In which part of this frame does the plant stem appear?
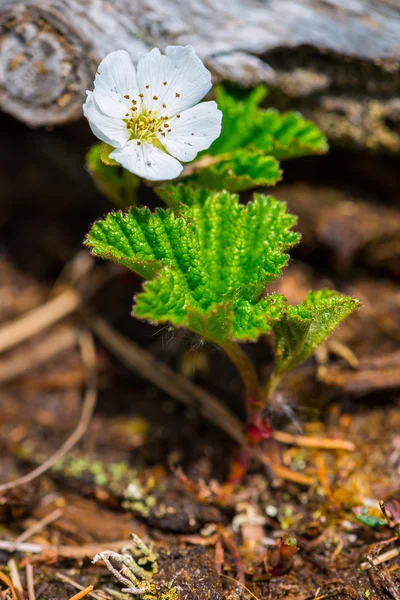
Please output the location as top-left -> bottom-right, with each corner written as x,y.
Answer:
222,341 -> 260,412
261,369 -> 282,405
221,343 -> 283,448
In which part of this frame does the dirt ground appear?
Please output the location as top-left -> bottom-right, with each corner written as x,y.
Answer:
0,112 -> 400,600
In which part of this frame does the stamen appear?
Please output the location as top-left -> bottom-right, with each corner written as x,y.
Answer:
137,141 -> 141,145
175,93 -> 180,97
153,95 -> 158,100
163,81 -> 167,85
177,114 -> 181,118
124,94 -> 130,99
162,104 -> 166,108
145,84 -> 150,89
139,93 -> 144,98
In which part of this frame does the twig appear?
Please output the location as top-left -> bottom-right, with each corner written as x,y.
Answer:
272,431 -> 355,452
0,570 -> 18,600
8,559 -> 25,600
90,316 -> 244,445
68,586 -> 94,600
361,546 -> 400,571
0,541 -> 45,554
25,565 -> 35,600
56,573 -> 107,600
0,288 -> 81,355
0,252 -> 110,357
13,508 -> 64,548
366,556 -> 400,600
0,327 -> 77,384
260,452 -> 313,486
0,540 -> 132,558
0,330 -> 97,493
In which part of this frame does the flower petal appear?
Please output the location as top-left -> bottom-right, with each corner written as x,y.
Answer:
83,91 -> 130,148
157,101 -> 222,162
91,50 -> 139,118
136,45 -> 212,117
110,141 -> 183,181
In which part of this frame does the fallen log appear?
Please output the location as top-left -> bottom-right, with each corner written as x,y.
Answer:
0,0 -> 400,151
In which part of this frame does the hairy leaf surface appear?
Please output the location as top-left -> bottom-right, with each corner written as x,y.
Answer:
183,87 -> 328,192
86,188 -> 300,343
187,150 -> 282,192
272,290 -> 360,375
209,86 -> 328,159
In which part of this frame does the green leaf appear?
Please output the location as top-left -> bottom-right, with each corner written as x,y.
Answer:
354,506 -> 386,528
357,514 -> 386,528
85,187 -> 299,344
272,290 -> 360,375
208,86 -> 328,160
184,150 -> 282,192
86,143 -> 140,209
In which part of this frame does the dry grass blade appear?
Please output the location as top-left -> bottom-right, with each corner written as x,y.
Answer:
0,330 -> 97,493
0,570 -> 18,600
272,431 -> 355,451
0,327 -> 77,384
68,585 -> 94,600
25,564 -> 35,600
56,573 -> 108,600
13,508 -> 63,547
0,288 -> 81,355
8,559 -> 25,600
260,451 -> 314,486
0,540 -> 134,559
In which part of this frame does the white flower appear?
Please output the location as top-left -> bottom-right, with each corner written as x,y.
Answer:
83,46 -> 222,181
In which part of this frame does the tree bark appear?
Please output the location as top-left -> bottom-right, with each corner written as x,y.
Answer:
1,0 -> 399,150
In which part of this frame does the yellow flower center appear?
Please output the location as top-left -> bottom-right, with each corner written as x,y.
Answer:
124,102 -> 173,146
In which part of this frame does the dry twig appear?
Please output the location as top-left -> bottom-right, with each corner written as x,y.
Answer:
0,540 -> 133,558
25,565 -> 35,600
68,586 -> 95,600
0,289 -> 81,355
56,573 -> 107,600
272,431 -> 355,452
0,327 -> 77,384
8,559 -> 25,600
361,546 -> 400,571
0,569 -> 18,600
0,330 -> 97,493
13,508 -> 64,548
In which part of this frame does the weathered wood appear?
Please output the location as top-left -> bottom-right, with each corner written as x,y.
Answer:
1,0 -> 400,150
